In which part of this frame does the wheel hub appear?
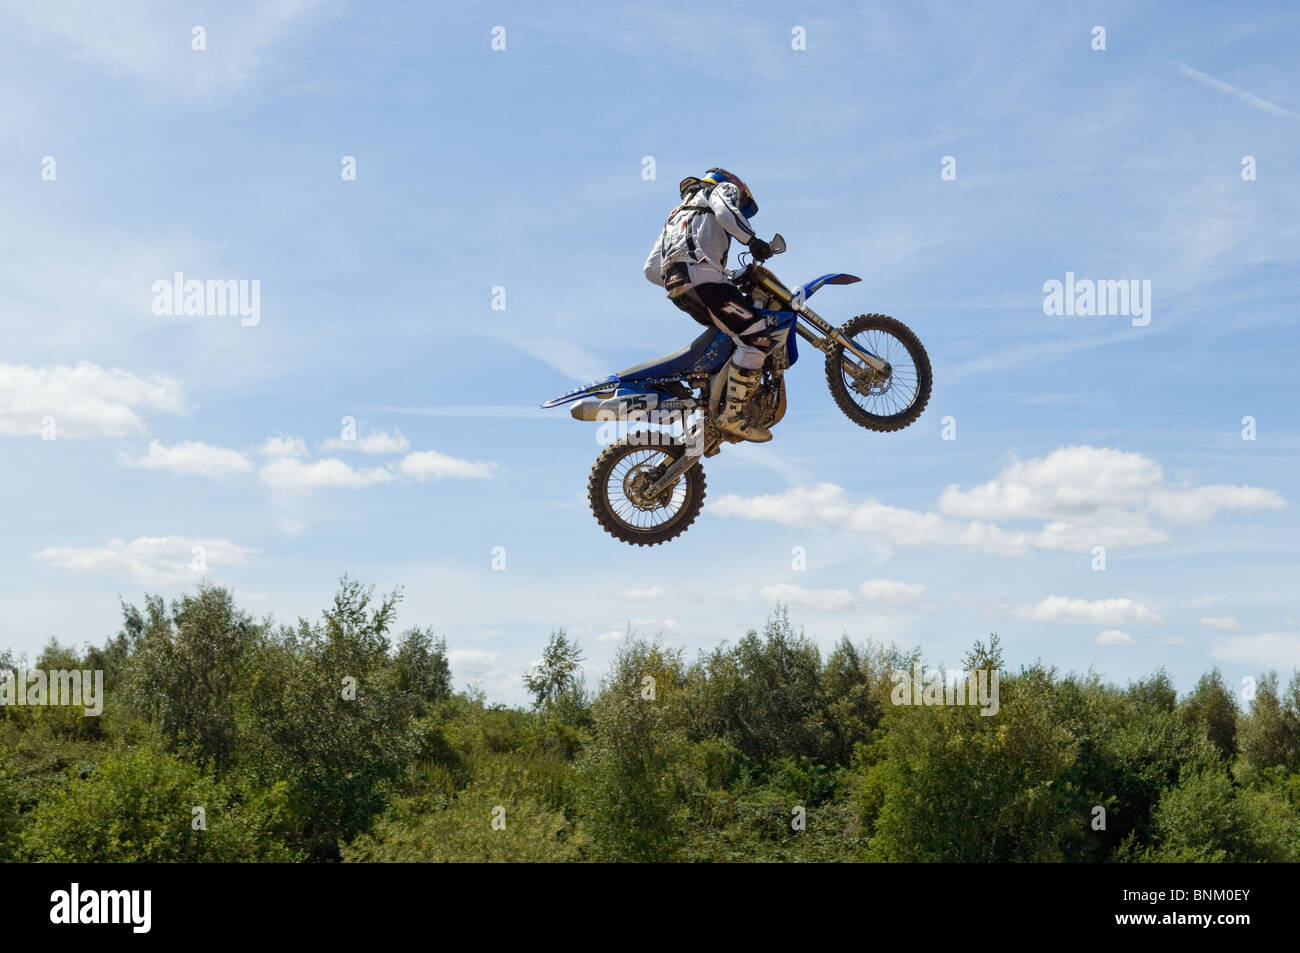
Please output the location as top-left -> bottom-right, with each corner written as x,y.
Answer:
623,462 -> 676,510
848,361 -> 892,397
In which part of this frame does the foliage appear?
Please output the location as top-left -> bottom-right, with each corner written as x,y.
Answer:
3,590 -> 1297,863
17,743 -> 295,862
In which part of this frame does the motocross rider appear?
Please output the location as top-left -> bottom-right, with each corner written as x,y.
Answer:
643,168 -> 779,443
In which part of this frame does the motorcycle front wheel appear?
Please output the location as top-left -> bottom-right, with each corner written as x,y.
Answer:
587,437 -> 706,546
825,313 -> 932,432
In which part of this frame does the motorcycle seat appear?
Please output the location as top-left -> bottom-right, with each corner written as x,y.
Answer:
614,328 -> 730,381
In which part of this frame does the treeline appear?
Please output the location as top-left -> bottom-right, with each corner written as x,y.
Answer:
2,579 -> 1299,862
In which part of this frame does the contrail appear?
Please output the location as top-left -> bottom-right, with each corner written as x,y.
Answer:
1177,63 -> 1297,119
363,405 -> 548,418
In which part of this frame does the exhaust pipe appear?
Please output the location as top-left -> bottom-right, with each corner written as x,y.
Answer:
570,397 -> 606,421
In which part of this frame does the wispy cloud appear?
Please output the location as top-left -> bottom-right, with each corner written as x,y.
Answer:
3,0 -> 329,99
1199,616 -> 1240,631
366,406 -> 547,419
757,583 -> 857,612
1210,632 -> 1300,669
859,579 -> 926,606
615,586 -> 665,601
502,336 -> 610,384
756,578 -> 927,613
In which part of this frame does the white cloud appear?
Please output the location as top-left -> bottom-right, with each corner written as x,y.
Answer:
1148,485 -> 1285,523
939,447 -> 1162,520
1017,596 -> 1162,626
752,578 -> 927,613
118,439 -> 253,478
714,483 -> 1035,556
259,435 -> 310,458
109,430 -> 494,493
0,362 -> 186,437
941,447 -> 1282,526
398,450 -> 496,481
1199,616 -> 1240,631
258,457 -> 394,491
714,446 -> 1282,556
616,586 -> 665,601
1210,633 -> 1300,669
595,617 -> 682,644
447,649 -> 518,697
33,535 -> 253,585
448,650 -> 500,667
1094,629 -> 1134,646
757,583 -> 856,612
859,579 -> 926,606
319,429 -> 411,454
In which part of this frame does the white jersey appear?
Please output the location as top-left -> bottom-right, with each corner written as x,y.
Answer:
643,182 -> 757,288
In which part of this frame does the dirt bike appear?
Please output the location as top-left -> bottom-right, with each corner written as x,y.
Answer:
541,235 -> 932,545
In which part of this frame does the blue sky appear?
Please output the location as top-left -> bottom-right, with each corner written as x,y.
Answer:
1,0 -> 1297,704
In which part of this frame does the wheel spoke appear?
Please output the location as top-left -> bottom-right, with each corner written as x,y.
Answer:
842,328 -> 920,417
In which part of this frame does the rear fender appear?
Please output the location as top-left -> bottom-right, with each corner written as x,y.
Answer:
541,375 -> 619,408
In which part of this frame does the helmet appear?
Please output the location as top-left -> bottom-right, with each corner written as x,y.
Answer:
678,167 -> 758,219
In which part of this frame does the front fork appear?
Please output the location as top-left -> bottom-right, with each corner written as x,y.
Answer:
794,305 -> 889,373
645,420 -> 718,496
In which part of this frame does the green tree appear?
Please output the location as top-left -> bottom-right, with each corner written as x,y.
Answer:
1179,669 -> 1239,760
1138,762 -> 1300,862
1237,672 -> 1300,782
0,748 -> 19,861
523,629 -> 584,709
861,662 -> 1082,862
240,577 -> 417,861
125,585 -> 260,768
684,607 -> 823,762
1125,668 -> 1178,714
578,638 -> 687,861
392,627 -> 452,706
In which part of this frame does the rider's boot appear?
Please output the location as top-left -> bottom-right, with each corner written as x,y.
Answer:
714,363 -> 772,443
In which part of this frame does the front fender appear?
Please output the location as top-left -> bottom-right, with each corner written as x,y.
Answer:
793,273 -> 861,305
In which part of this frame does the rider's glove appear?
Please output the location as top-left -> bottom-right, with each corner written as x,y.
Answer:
748,237 -> 773,261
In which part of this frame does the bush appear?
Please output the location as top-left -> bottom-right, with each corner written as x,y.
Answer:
18,745 -> 296,862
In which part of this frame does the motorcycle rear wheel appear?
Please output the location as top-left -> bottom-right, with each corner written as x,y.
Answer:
587,438 -> 706,546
